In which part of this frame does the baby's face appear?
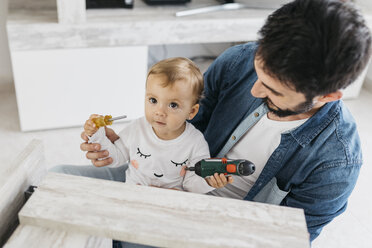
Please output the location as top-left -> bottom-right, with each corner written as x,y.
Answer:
145,74 -> 199,140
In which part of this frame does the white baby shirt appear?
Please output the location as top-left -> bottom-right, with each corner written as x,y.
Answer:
89,117 -> 214,193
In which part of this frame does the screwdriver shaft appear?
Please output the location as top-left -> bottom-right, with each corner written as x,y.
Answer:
108,115 -> 127,122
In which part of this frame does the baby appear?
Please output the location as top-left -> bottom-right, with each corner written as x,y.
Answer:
84,57 -> 215,193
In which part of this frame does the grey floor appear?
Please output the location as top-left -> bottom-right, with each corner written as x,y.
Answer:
1,86 -> 371,247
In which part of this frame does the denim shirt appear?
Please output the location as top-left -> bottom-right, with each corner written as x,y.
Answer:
191,42 -> 362,241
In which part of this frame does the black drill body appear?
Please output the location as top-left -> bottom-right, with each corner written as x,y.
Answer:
187,158 -> 255,178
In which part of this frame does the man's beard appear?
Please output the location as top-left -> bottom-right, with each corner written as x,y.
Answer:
263,97 -> 314,118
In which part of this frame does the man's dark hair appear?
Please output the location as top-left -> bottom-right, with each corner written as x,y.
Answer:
256,0 -> 371,100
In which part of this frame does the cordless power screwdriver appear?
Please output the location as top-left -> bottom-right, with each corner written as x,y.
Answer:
186,158 -> 255,178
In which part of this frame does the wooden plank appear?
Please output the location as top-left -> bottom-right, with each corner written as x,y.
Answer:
19,173 -> 310,248
6,0 -> 270,51
9,0 -> 56,10
0,139 -> 47,246
4,224 -> 111,248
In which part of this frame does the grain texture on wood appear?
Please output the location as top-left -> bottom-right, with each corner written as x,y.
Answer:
7,0 -> 270,51
19,173 -> 310,248
4,224 -> 111,248
0,139 -> 46,246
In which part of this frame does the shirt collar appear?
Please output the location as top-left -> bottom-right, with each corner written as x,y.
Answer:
288,100 -> 341,147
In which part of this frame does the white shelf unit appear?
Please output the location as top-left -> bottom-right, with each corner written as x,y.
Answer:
7,0 -> 272,131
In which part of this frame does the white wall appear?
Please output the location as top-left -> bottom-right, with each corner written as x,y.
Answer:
356,0 -> 372,10
0,0 -> 13,91
363,62 -> 372,93
355,0 -> 372,93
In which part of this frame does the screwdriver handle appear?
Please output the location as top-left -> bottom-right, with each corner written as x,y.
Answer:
93,114 -> 127,128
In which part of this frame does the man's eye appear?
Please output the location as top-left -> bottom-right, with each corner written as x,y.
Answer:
169,102 -> 178,109
149,98 -> 157,104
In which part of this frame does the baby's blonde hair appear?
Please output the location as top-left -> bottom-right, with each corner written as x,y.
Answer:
147,57 -> 204,104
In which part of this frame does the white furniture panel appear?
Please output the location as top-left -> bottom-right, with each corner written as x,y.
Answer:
0,139 -> 46,246
4,225 -> 111,248
19,173 -> 310,248
11,46 -> 147,131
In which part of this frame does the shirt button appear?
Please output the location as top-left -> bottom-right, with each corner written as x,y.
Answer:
232,135 -> 236,140
254,112 -> 259,117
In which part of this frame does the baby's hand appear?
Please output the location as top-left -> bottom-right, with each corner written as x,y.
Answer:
84,114 -> 101,137
205,173 -> 234,188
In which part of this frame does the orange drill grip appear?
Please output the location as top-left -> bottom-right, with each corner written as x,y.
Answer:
226,164 -> 237,173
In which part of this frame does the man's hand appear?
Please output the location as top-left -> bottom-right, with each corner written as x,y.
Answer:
80,127 -> 119,167
104,127 -> 120,143
205,173 -> 234,188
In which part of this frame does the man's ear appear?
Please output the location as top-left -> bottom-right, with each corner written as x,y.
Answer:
188,104 -> 200,120
317,90 -> 343,103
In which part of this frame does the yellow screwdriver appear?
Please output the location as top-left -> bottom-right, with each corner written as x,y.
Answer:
92,115 -> 127,128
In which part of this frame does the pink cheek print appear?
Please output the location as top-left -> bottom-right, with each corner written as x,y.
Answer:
180,166 -> 187,177
130,160 -> 139,169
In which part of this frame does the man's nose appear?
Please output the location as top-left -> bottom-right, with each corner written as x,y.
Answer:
251,79 -> 267,98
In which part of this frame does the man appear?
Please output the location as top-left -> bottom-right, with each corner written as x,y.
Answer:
59,0 -> 371,242
190,0 -> 371,241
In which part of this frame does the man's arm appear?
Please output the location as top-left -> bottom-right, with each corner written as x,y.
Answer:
190,45 -> 242,132
190,63 -> 220,132
281,163 -> 361,241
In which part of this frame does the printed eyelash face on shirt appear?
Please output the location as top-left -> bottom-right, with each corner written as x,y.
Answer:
171,159 -> 188,167
136,147 -> 151,159
135,146 -> 187,180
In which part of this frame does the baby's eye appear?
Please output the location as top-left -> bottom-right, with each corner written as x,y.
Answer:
169,102 -> 178,109
137,147 -> 151,159
171,159 -> 188,167
149,97 -> 157,104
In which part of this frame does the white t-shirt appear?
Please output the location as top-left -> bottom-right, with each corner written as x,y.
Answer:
89,117 -> 214,193
209,113 -> 307,199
